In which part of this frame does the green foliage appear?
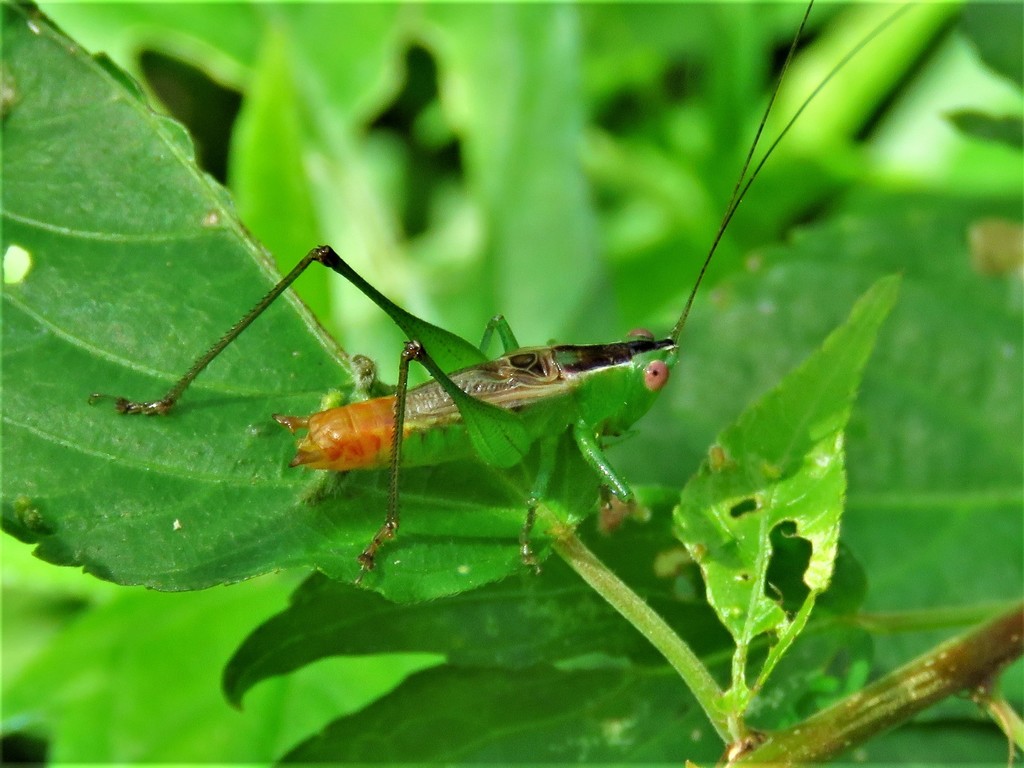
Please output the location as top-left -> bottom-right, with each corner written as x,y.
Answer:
279,665 -> 716,763
675,276 -> 899,710
3,1 -> 1021,763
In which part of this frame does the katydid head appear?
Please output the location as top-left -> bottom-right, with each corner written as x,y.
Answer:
626,329 -> 672,394
559,337 -> 678,436
611,338 -> 678,433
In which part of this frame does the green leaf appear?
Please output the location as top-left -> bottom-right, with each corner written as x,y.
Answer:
961,3 -> 1024,89
224,550 -> 728,708
948,110 -> 1024,151
40,3 -> 263,88
226,3 -> 411,346
643,192 -> 1022,623
1,3 -> 336,589
852,721 -> 1015,763
280,664 -> 721,763
268,3 -> 404,125
0,572 -> 386,763
673,276 -> 900,705
745,624 -> 874,731
0,4 -> 587,599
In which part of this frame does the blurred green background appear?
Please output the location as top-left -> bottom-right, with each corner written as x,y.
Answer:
3,1 -> 1021,762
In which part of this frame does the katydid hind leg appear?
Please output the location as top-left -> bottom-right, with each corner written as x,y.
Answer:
355,335 -> 531,578
316,248 -> 532,465
315,246 -> 487,372
90,245 -> 336,415
353,337 -> 548,579
410,341 -> 533,468
351,330 -> 534,579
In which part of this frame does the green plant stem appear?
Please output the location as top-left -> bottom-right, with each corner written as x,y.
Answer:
551,526 -> 729,742
737,603 -> 1024,764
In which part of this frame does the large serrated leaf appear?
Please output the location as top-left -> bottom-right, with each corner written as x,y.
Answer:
2,3 -> 344,590
0,3 -> 594,599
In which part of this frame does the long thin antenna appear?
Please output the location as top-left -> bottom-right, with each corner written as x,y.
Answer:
670,2 -> 910,344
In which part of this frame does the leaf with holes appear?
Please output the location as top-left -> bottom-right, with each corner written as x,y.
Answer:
673,275 -> 899,707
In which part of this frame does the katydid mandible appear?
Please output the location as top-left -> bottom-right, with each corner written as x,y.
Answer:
90,1 -> 898,580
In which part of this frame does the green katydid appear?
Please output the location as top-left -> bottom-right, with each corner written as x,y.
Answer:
90,1 -> 899,580
90,241 -> 679,577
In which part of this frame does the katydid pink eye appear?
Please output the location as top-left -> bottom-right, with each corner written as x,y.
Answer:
628,328 -> 655,340
644,360 -> 670,391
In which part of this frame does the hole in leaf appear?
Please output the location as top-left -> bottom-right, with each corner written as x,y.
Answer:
817,542 -> 868,616
729,497 -> 759,518
764,521 -> 812,614
3,244 -> 32,284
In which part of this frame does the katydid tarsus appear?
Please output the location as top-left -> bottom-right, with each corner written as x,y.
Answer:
91,1 -> 902,580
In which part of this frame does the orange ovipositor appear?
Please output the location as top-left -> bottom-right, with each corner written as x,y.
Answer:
274,397 -> 397,471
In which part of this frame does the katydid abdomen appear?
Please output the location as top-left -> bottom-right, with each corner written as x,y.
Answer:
274,398 -> 397,471
275,393 -> 490,472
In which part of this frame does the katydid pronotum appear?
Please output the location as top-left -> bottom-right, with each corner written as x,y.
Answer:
91,1 -> 902,581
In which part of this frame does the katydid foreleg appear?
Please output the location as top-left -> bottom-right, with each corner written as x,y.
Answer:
572,420 -> 634,503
